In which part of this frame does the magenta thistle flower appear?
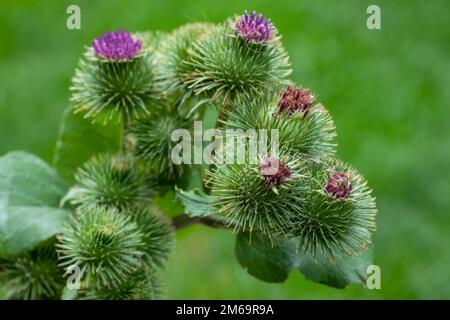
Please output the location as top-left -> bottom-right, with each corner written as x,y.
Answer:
325,172 -> 352,199
93,30 -> 142,61
260,156 -> 292,187
235,11 -> 274,44
276,86 -> 316,117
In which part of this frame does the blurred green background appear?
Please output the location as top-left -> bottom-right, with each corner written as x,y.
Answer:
1,0 -> 449,299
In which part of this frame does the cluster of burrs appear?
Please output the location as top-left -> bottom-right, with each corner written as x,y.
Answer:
0,10 -> 377,300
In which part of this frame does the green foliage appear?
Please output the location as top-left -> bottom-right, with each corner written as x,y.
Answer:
70,32 -> 163,122
0,206 -> 70,258
54,106 -> 122,184
182,23 -> 291,104
0,151 -> 68,207
0,151 -> 71,257
296,247 -> 372,289
236,232 -> 372,289
175,187 -> 217,217
57,206 -> 145,288
63,153 -> 152,211
235,232 -> 293,283
0,245 -> 65,300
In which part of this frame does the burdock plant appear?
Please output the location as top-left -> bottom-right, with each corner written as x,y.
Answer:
0,10 -> 377,299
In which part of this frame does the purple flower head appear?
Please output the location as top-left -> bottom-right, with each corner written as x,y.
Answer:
93,30 -> 142,61
235,11 -> 274,44
276,86 -> 316,117
260,156 -> 292,187
325,172 -> 352,199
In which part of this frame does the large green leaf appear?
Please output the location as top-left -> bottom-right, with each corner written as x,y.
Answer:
235,232 -> 373,288
0,206 -> 70,257
0,151 -> 71,257
295,247 -> 371,289
53,106 -> 122,183
235,232 -> 293,283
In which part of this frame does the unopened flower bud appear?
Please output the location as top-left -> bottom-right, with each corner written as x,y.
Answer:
325,172 -> 352,199
260,156 -> 292,186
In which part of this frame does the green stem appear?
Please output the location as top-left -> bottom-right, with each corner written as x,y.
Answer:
122,110 -> 131,154
172,213 -> 235,231
204,102 -> 229,195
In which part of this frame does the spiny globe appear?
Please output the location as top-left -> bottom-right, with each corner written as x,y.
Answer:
65,153 -> 151,211
0,246 -> 65,300
127,206 -> 175,269
156,23 -> 215,95
288,159 -> 377,259
132,106 -> 192,179
182,13 -> 291,105
56,206 -> 145,288
225,84 -> 336,158
208,151 -> 308,236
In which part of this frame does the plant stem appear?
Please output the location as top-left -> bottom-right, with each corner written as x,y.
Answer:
122,110 -> 131,154
203,103 -> 229,195
172,213 -> 235,231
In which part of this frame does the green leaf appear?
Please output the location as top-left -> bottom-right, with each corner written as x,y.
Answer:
295,247 -> 371,289
235,232 -> 373,288
0,151 -> 71,257
53,106 -> 122,184
0,151 -> 68,207
235,232 -> 293,283
0,206 -> 70,258
175,187 -> 217,217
